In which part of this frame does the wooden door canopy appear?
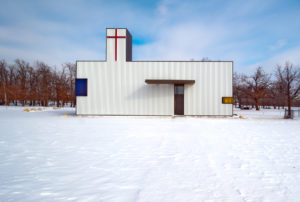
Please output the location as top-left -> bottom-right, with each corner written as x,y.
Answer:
145,79 -> 195,85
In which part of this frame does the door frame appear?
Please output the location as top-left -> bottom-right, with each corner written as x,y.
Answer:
174,84 -> 184,115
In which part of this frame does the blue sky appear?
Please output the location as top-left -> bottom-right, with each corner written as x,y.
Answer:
0,0 -> 300,73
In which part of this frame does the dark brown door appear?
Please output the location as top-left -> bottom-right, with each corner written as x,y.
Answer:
174,85 -> 184,115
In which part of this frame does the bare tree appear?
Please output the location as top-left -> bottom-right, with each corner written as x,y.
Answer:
7,65 -> 18,105
201,57 -> 210,61
15,59 -> 31,106
268,80 -> 285,109
243,67 -> 271,110
275,62 -> 300,118
27,65 -> 38,106
53,68 -> 69,107
0,60 -> 8,105
233,72 -> 246,108
64,63 -> 76,107
0,59 -> 78,107
36,62 -> 52,106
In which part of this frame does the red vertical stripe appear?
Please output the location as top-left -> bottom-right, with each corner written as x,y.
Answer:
115,28 -> 117,61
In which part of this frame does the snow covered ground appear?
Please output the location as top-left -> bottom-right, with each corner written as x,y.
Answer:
235,108 -> 285,119
0,107 -> 300,202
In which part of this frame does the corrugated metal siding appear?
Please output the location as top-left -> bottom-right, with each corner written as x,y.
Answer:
76,61 -> 232,116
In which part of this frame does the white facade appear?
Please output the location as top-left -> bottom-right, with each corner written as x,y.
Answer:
76,28 -> 233,116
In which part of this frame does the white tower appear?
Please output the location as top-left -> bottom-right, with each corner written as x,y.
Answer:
106,28 -> 132,62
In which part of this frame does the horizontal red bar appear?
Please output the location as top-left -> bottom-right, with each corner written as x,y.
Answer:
107,36 -> 126,38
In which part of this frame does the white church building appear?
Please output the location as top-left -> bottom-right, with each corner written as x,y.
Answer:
76,28 -> 233,116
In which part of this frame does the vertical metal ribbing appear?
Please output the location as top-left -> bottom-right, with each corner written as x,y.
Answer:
204,63 -> 207,115
76,61 -> 232,115
216,63 -> 220,115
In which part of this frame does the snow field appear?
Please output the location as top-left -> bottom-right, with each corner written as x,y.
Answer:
0,107 -> 300,201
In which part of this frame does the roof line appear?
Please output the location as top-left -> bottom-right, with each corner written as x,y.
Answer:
76,60 -> 233,63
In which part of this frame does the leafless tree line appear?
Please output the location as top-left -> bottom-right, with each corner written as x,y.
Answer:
234,61 -> 300,118
1,59 -> 299,117
0,59 -> 76,107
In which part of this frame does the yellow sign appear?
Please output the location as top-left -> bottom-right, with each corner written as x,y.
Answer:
222,97 -> 234,104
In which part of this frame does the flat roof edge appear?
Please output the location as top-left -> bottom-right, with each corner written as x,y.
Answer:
76,60 -> 234,63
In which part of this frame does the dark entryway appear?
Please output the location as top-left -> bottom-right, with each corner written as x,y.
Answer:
174,85 -> 184,115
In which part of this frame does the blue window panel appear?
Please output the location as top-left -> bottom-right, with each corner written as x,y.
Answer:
75,79 -> 87,96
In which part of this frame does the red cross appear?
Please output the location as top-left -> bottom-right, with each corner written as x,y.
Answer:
107,28 -> 126,61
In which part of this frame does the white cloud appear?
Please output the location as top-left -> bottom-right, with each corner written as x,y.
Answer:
269,40 -> 287,51
0,0 -> 299,74
134,22 -> 231,61
0,22 -> 104,66
157,3 -> 168,16
244,46 -> 300,73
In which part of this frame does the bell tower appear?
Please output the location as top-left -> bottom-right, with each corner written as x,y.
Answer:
106,28 -> 132,62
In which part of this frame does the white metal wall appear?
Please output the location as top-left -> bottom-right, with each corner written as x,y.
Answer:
76,61 -> 233,116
